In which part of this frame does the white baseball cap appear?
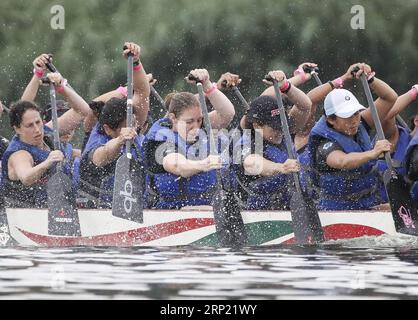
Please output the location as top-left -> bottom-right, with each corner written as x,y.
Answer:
324,89 -> 366,118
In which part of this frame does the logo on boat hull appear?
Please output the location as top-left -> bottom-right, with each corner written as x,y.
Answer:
398,206 -> 416,229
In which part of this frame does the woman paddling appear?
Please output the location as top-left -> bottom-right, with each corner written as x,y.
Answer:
306,63 -> 397,210
143,68 -> 235,209
233,70 -> 311,210
78,42 -> 150,208
1,71 -> 90,208
396,85 -> 418,203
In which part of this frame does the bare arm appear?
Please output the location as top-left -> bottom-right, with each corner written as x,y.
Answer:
207,87 -> 235,129
21,54 -> 51,101
8,150 -> 63,186
45,73 -> 90,136
262,70 -> 311,133
21,75 -> 41,102
123,42 -> 150,129
188,69 -> 235,130
243,154 -> 300,176
361,78 -> 398,128
286,85 -> 312,133
91,137 -> 125,167
162,153 -> 221,178
326,140 -> 392,170
261,62 -> 318,95
92,127 -> 136,167
384,86 -> 418,121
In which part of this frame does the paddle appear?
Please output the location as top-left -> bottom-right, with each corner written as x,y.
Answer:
266,75 -> 324,244
231,87 -> 250,111
189,75 -> 247,247
44,55 -> 78,93
0,192 -> 12,245
219,78 -> 250,111
302,66 -> 322,86
150,86 -> 166,109
111,47 -> 144,223
359,73 -> 418,235
47,82 -> 80,236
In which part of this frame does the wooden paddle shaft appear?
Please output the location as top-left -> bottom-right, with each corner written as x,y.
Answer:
196,83 -> 223,183
272,80 -> 302,194
359,74 -> 393,170
311,72 -> 322,86
232,86 -> 250,110
126,54 -> 134,156
49,83 -> 62,173
150,86 -> 166,108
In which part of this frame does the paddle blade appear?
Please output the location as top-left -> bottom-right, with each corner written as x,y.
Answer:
0,197 -> 12,246
212,188 -> 247,248
384,170 -> 418,236
290,192 -> 324,244
112,155 -> 144,223
48,171 -> 81,236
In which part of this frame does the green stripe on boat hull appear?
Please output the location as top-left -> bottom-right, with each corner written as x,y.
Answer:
192,221 -> 294,246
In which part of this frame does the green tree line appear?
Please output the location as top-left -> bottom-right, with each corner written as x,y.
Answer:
0,0 -> 417,145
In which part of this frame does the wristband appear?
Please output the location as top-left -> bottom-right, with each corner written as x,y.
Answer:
56,79 -> 67,94
334,77 -> 344,88
328,81 -> 335,90
293,67 -> 307,82
409,85 -> 418,101
33,68 -> 44,78
367,71 -> 376,84
204,82 -> 218,96
133,63 -> 142,72
280,80 -> 291,94
117,86 -> 128,97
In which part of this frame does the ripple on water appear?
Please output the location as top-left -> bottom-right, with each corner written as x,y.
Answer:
1,242 -> 418,299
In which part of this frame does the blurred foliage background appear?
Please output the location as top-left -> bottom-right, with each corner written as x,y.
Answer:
0,0 -> 417,146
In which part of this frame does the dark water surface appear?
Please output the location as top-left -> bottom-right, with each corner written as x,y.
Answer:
1,234 -> 418,299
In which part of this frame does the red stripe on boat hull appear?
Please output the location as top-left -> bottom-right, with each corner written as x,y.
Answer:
282,224 -> 385,244
17,218 -> 215,246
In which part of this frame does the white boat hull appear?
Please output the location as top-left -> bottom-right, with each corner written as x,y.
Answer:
4,208 -> 399,246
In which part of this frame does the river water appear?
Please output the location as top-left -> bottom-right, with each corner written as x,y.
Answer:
1,234 -> 418,300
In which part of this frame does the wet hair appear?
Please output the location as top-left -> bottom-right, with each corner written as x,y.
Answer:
409,114 -> 418,130
98,98 -> 127,134
323,108 -> 337,121
165,92 -> 199,118
9,100 -> 41,128
89,100 -> 105,118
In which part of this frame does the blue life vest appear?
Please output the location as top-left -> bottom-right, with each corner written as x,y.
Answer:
374,126 -> 411,203
405,130 -> 418,204
298,145 -> 318,199
78,124 -> 144,208
72,156 -> 81,190
1,126 -> 73,208
233,131 -> 291,210
144,118 -> 225,209
376,126 -> 410,176
308,116 -> 384,210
